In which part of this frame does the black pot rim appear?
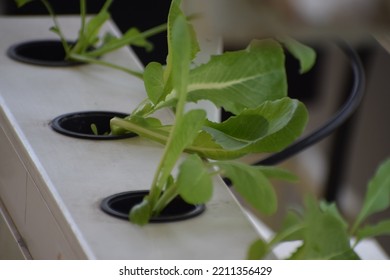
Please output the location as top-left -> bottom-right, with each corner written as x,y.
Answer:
100,190 -> 206,223
7,39 -> 85,67
50,111 -> 136,140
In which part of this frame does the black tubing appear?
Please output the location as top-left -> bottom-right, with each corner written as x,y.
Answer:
256,40 -> 366,166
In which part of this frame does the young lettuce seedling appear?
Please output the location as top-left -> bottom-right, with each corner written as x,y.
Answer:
110,0 -> 316,225
248,158 -> 390,260
14,0 -> 166,78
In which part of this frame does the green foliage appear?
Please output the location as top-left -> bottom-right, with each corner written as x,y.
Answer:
128,197 -> 152,226
202,98 -> 308,155
215,161 -> 277,215
112,99 -> 308,162
14,0 -> 166,77
108,0 -> 316,226
356,220 -> 390,242
21,0 -> 311,228
248,158 -> 390,259
177,154 -> 213,205
280,37 -> 317,74
352,158 -> 390,232
288,198 -> 357,260
152,40 -> 287,115
164,0 -> 199,83
15,0 -> 33,7
90,123 -> 98,135
247,239 -> 268,260
129,12 -> 206,223
143,62 -> 165,105
186,40 -> 287,115
70,0 -> 113,55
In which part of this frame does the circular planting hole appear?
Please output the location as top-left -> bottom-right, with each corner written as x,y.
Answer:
100,190 -> 205,223
50,111 -> 136,140
7,40 -> 85,67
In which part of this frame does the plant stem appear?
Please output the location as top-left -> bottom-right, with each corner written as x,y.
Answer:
69,54 -> 144,79
148,15 -> 192,205
41,0 -> 70,55
110,117 -> 169,144
79,0 -> 87,41
148,104 -> 187,206
111,117 -> 239,161
153,165 -> 218,215
138,23 -> 168,41
101,0 -> 114,13
71,0 -> 114,56
152,183 -> 179,215
86,23 -> 167,57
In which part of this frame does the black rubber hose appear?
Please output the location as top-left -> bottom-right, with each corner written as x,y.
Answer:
255,40 -> 366,166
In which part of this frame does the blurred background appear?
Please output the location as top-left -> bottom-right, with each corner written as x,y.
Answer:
1,0 -> 389,256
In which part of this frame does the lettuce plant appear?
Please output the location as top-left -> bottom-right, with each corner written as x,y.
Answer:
109,0 -> 316,225
248,158 -> 390,260
15,0 -> 166,78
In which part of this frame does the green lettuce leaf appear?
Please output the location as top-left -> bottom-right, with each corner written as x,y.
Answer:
215,161 -> 277,215
186,39 -> 287,114
190,98 -> 307,159
15,0 -> 35,7
352,158 -> 390,232
356,219 -> 390,242
281,37 -> 316,74
177,154 -> 213,204
289,197 -> 358,260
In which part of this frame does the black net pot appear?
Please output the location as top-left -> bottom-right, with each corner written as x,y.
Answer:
7,39 -> 86,67
50,111 -> 136,140
100,190 -> 206,223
